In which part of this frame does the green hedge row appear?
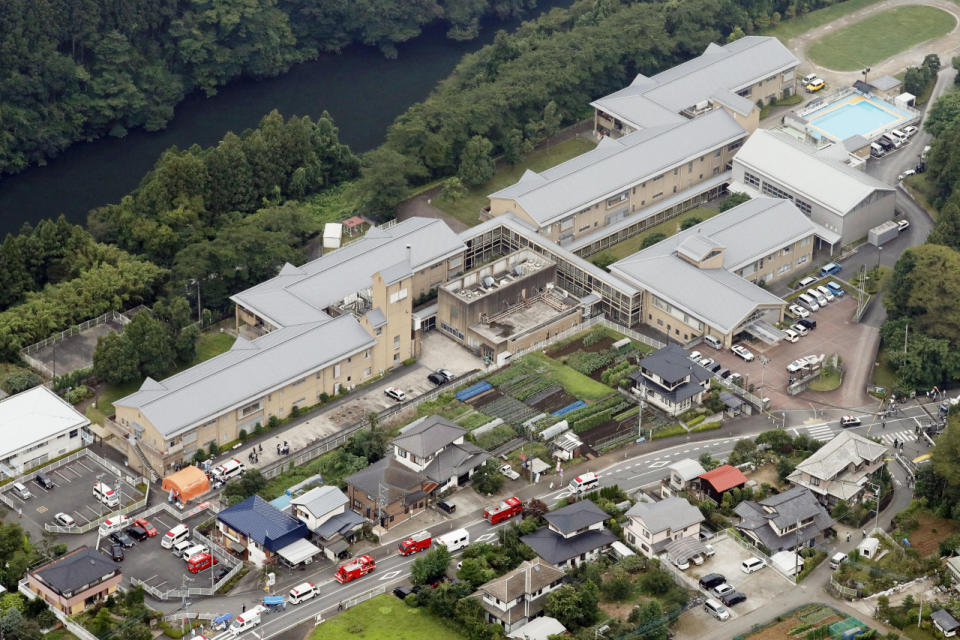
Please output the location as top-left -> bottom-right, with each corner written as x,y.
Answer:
685,414 -> 706,427
691,421 -> 722,433
572,410 -> 612,433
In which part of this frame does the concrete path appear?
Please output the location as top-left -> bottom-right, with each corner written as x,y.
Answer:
790,0 -> 960,83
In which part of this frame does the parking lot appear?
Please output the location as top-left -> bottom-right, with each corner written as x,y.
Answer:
5,451 -> 145,538
674,536 -> 794,636
704,289 -> 877,409
116,510 -> 220,595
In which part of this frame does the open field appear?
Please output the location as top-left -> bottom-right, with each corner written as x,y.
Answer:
907,511 -> 960,556
310,594 -> 465,640
808,6 -> 955,71
433,137 -> 597,227
761,0 -> 884,42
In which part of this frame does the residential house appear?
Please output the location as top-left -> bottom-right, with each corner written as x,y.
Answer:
217,495 -> 315,567
290,486 -> 364,561
661,458 -> 706,498
610,197 -> 837,347
932,609 -> 960,638
629,345 -> 712,416
731,129 -> 896,244
521,500 -> 617,569
625,497 -> 705,558
390,415 -> 491,491
786,431 -> 887,506
0,386 -> 92,478
699,465 -> 748,503
735,486 -> 834,552
477,559 -> 565,633
26,546 -> 120,614
507,617 -> 567,640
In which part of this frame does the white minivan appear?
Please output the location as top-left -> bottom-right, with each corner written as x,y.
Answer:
816,285 -> 835,302
702,334 -> 723,349
289,582 -> 317,605
807,288 -> 828,307
882,132 -> 903,148
12,482 -> 32,500
212,459 -> 245,482
890,129 -> 909,145
704,598 -> 730,621
569,472 -> 599,493
741,557 -> 766,574
161,524 -> 190,549
435,528 -> 470,552
797,293 -> 819,312
172,540 -> 194,557
180,544 -> 208,560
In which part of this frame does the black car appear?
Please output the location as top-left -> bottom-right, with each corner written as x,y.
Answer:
35,472 -> 54,490
392,586 -> 413,600
797,317 -> 817,330
110,531 -> 136,548
108,543 -> 124,562
214,566 -> 230,582
126,526 -> 149,541
437,500 -> 456,514
427,372 -> 446,386
698,573 -> 726,590
709,362 -> 723,373
721,591 -> 747,607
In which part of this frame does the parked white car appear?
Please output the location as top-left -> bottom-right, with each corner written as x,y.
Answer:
689,350 -> 702,361
788,304 -> 810,319
499,464 -> 520,480
699,358 -> 715,369
384,387 -> 406,402
786,359 -> 807,373
903,125 -> 918,137
731,344 -> 754,361
791,323 -> 809,337
783,328 -> 799,343
898,169 -> 916,182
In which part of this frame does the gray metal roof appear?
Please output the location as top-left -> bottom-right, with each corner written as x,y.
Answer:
544,500 -> 608,534
591,37 -> 798,127
392,415 -> 464,458
230,218 -> 464,328
870,74 -> 901,92
480,559 -> 564,602
669,458 -> 706,482
345,457 -> 423,503
521,527 -> 617,565
734,129 -> 895,215
32,546 -> 118,595
626,497 -> 704,534
314,509 -> 365,540
291,486 -> 348,518
488,110 -> 745,226
423,442 -> 490,483
115,315 -> 376,437
637,344 -> 711,385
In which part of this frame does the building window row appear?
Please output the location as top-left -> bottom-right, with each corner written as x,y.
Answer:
743,172 -> 761,189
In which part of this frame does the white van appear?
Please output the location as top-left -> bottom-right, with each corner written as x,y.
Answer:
870,142 -> 885,158
702,334 -> 723,350
180,544 -> 208,560
12,482 -> 32,500
882,132 -> 902,148
289,582 -> 317,605
93,482 -> 120,508
435,528 -> 470,552
797,293 -> 819,312
797,276 -> 817,289
704,598 -> 730,621
741,557 -> 766,573
569,472 -> 599,493
98,515 -> 130,537
161,524 -> 190,549
212,458 -> 245,482
172,539 -> 194,557
890,129 -> 908,144
230,605 -> 265,632
829,552 -> 847,570
807,288 -> 828,307
816,285 -> 835,302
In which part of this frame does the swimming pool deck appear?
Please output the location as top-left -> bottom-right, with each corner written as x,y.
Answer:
790,90 -> 918,144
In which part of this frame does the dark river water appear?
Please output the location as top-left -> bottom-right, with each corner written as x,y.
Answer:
0,0 -> 573,237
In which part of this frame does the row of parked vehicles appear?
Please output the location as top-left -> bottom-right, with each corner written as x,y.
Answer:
699,558 -> 766,621
869,125 -> 918,159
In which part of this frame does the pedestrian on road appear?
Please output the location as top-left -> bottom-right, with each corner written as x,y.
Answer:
846,533 -> 851,542
242,603 -> 246,613
882,421 -> 886,430
18,508 -> 21,519
338,602 -> 344,612
259,444 -> 263,453
862,529 -> 866,538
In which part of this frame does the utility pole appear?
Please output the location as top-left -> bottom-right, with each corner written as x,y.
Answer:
197,280 -> 202,325
795,519 -> 801,584
904,322 -> 909,354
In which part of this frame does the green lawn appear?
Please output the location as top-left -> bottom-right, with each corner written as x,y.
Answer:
872,346 -> 898,391
190,331 -> 235,366
311,594 -> 465,640
808,369 -> 842,391
808,6 -> 955,71
433,137 -> 597,227
761,0 -> 885,42
589,206 -> 719,264
526,352 -> 615,402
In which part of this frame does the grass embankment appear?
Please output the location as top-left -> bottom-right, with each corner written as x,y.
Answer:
526,352 -> 615,402
808,6 -> 955,71
311,594 -> 465,640
433,137 -> 597,228
761,0 -> 885,42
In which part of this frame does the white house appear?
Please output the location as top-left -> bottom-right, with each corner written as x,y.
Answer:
0,386 -> 92,478
625,497 -> 705,558
661,458 -> 706,498
391,415 -> 490,490
290,486 -> 364,560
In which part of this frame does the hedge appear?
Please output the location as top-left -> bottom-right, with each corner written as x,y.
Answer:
691,421 -> 722,433
652,424 -> 687,439
572,410 -> 612,433
613,406 -> 641,421
685,414 -> 706,427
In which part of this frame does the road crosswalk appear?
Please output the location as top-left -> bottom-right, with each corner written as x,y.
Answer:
796,423 -> 837,441
876,429 -> 917,445
794,423 -> 919,446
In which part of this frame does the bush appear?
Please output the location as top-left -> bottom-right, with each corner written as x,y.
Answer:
238,429 -> 248,441
685,414 -> 706,426
3,371 -> 42,395
289,406 -> 301,418
253,422 -> 263,435
691,421 -> 722,433
208,442 -> 220,456
268,415 -> 279,428
66,385 -> 92,404
641,232 -> 667,249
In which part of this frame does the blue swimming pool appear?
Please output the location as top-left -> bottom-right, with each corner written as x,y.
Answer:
805,97 -> 908,141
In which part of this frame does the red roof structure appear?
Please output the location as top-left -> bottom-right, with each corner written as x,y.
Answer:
342,216 -> 366,236
699,465 -> 747,493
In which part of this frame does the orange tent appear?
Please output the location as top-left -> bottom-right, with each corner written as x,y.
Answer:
162,465 -> 210,502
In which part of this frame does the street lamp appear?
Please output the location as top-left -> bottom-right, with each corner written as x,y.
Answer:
862,67 -> 871,84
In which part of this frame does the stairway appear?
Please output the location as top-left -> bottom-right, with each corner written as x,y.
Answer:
130,437 -> 162,483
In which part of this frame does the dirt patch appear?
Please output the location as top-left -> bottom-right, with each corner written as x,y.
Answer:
749,612 -> 843,640
907,511 -> 960,556
580,419 -> 635,446
599,599 -> 643,621
745,463 -> 783,490
532,390 -> 576,414
547,336 -> 615,359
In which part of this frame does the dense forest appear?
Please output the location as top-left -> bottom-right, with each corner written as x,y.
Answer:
0,0 -> 538,175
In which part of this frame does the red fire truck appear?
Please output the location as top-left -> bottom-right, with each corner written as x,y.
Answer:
483,497 -> 523,524
398,530 -> 432,556
334,555 -> 376,583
